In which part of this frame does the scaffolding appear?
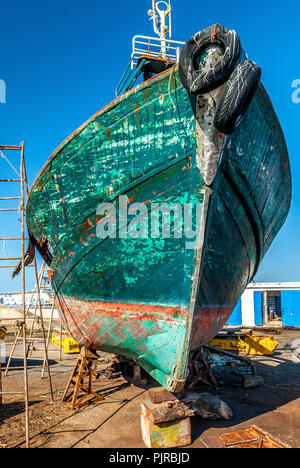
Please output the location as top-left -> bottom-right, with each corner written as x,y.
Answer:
4,261 -> 56,384
0,143 -> 54,448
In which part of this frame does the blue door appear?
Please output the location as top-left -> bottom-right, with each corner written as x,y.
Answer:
281,291 -> 300,327
254,291 -> 263,326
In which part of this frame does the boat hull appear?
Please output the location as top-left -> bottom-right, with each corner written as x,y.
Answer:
26,65 -> 291,392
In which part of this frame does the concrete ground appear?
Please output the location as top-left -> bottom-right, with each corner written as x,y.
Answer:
0,329 -> 299,448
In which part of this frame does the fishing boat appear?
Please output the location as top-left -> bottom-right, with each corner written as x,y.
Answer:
25,1 -> 291,392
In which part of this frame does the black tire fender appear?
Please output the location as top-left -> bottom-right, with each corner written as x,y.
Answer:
179,24 -> 241,95
214,60 -> 262,135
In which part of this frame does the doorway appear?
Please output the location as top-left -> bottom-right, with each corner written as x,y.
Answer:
265,291 -> 282,325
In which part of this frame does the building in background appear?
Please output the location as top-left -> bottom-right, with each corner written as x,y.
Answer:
227,283 -> 300,328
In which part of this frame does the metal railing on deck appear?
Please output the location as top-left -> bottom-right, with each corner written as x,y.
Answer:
131,35 -> 184,69
115,35 -> 184,97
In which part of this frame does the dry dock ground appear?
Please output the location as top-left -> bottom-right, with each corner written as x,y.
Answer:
0,329 -> 299,448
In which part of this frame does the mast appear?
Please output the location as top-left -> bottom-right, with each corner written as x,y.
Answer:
148,1 -> 172,59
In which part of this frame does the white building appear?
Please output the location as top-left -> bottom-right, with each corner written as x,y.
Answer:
227,283 -> 300,328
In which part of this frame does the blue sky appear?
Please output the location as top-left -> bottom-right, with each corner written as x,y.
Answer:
0,0 -> 299,292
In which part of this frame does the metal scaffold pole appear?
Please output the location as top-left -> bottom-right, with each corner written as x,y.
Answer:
41,298 -> 55,379
0,143 -> 30,447
0,143 -> 55,447
20,142 -> 30,448
33,260 -> 54,401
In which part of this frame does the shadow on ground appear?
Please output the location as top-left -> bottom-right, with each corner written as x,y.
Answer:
0,400 -> 41,425
3,358 -> 58,369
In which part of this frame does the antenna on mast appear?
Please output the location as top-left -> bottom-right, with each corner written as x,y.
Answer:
148,1 -> 172,58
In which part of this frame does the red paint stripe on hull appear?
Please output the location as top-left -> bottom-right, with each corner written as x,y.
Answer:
190,307 -> 233,350
56,295 -> 233,354
59,298 -> 187,318
56,296 -> 188,348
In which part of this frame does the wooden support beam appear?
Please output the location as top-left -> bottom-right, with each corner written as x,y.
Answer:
0,238 -> 29,241
0,180 -> 21,183
0,209 -> 19,212
0,145 -> 22,150
0,257 -> 22,261
62,348 -> 104,409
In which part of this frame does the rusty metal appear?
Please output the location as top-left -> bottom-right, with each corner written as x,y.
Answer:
187,348 -> 218,389
186,345 -> 263,390
205,345 -> 264,388
205,345 -> 256,372
201,425 -> 291,448
148,387 -> 177,404
211,24 -> 217,43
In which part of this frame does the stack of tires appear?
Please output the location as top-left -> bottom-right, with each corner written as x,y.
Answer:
179,24 -> 261,135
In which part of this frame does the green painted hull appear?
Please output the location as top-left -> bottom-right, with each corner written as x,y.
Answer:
26,65 -> 291,392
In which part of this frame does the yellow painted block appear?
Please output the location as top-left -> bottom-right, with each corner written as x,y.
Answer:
52,330 -> 80,354
209,338 -> 238,351
0,327 -> 6,341
141,413 -> 191,449
243,335 -> 279,356
209,335 -> 279,356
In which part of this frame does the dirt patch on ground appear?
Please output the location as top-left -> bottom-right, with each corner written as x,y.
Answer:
0,397 -> 73,448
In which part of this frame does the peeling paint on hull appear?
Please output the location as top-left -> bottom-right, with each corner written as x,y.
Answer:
26,64 -> 292,392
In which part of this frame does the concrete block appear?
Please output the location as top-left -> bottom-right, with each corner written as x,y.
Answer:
141,413 -> 191,448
